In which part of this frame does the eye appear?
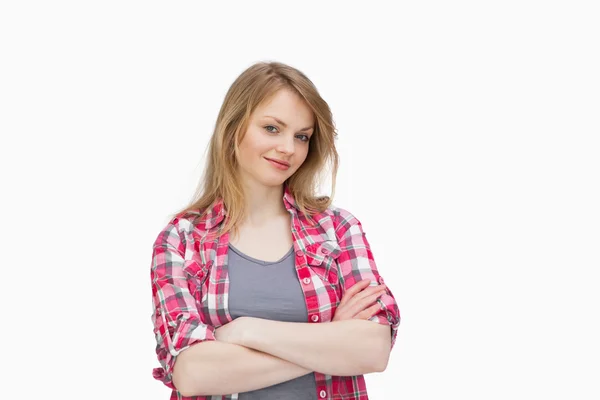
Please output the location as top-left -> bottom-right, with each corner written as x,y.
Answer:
265,125 -> 310,142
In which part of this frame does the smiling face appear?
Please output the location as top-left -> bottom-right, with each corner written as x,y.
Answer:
236,88 -> 315,189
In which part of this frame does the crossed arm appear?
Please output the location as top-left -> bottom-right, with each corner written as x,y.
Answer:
173,317 -> 392,397
154,211 -> 399,397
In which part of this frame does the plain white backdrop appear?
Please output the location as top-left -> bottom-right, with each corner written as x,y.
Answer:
1,1 -> 599,399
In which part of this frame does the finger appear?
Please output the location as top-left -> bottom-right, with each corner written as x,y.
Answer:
347,284 -> 386,305
335,284 -> 375,320
349,290 -> 385,316
354,303 -> 382,320
335,287 -> 381,321
358,283 -> 387,297
339,279 -> 371,306
332,304 -> 354,322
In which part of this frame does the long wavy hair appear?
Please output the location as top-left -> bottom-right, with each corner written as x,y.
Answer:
170,61 -> 339,238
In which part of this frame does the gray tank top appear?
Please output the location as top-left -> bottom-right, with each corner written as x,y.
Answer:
227,243 -> 318,400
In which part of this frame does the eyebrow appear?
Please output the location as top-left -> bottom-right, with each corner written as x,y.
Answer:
264,116 -> 314,132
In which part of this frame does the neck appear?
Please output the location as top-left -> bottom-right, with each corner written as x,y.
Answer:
241,182 -> 289,226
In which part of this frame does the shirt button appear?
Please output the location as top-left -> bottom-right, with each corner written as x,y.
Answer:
378,276 -> 385,284
311,315 -> 319,322
303,277 -> 311,285
295,250 -> 304,257
319,390 -> 327,398
320,247 -> 329,254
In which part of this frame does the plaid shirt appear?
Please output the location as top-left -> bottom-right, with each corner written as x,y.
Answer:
150,185 -> 401,399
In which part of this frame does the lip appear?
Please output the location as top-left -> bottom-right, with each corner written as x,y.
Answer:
264,157 -> 290,170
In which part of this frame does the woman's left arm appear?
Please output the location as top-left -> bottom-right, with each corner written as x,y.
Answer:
220,208 -> 400,376
231,317 -> 392,376
330,207 -> 402,352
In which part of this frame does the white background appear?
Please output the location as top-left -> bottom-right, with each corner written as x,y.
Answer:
1,1 -> 598,399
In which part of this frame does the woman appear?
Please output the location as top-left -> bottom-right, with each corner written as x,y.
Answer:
150,61 -> 401,400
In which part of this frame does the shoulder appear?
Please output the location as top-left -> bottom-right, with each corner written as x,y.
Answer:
152,211 -> 210,249
328,202 -> 362,223
311,203 -> 363,236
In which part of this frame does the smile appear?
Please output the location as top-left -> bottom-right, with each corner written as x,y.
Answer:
264,157 -> 290,170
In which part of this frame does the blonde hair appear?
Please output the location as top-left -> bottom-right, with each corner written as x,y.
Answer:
171,61 -> 339,238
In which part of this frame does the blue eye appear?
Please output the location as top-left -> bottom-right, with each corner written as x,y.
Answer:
265,125 -> 310,142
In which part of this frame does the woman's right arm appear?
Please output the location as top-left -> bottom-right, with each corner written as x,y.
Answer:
151,219 -> 311,397
174,340 -> 311,396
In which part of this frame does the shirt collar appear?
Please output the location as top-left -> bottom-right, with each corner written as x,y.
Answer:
200,184 -> 300,231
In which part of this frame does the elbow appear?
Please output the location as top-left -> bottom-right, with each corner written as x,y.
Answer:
372,323 -> 393,372
172,341 -> 221,396
176,384 -> 195,398
355,347 -> 390,375
172,356 -> 204,397
176,382 -> 207,398
371,339 -> 392,373
178,386 -> 202,398
173,370 -> 204,397
373,351 -> 390,372
173,359 -> 217,397
364,349 -> 390,373
172,359 -> 193,397
173,378 -> 195,398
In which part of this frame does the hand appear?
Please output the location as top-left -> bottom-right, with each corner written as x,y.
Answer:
215,316 -> 248,345
332,279 -> 387,322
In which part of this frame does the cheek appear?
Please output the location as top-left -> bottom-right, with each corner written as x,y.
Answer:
238,132 -> 260,155
243,129 -> 270,153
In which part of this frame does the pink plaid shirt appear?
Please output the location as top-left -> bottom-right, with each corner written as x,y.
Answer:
150,185 -> 401,399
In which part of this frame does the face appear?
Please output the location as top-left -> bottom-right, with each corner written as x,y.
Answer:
236,88 -> 315,189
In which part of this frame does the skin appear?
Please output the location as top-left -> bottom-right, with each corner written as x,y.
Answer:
236,88 -> 315,223
229,88 -> 315,260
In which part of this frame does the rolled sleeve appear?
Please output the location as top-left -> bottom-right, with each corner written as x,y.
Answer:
150,220 -> 216,389
334,209 -> 401,350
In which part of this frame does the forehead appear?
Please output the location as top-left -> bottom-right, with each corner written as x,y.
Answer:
254,89 -> 314,125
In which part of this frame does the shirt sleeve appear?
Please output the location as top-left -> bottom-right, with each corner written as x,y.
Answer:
150,219 -> 216,390
334,208 -> 401,350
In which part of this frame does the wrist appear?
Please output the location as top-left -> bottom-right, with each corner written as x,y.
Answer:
238,316 -> 263,348
237,316 -> 253,347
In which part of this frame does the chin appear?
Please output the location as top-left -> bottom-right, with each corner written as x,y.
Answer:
261,169 -> 293,184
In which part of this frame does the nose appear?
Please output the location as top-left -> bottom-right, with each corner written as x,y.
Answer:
276,134 -> 295,155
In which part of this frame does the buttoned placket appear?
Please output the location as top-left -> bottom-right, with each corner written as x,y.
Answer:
290,213 -> 328,400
